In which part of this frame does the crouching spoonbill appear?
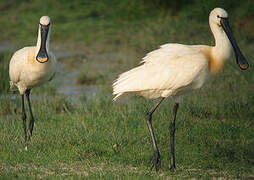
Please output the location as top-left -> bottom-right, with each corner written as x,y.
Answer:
113,8 -> 249,171
9,16 -> 56,149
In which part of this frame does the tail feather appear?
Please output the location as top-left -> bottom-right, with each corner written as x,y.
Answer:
113,65 -> 146,100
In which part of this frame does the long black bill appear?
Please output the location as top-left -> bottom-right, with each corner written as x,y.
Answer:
36,23 -> 50,63
220,18 -> 249,70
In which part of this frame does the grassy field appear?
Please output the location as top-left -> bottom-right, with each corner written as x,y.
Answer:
0,0 -> 254,179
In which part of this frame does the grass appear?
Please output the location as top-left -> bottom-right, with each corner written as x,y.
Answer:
0,51 -> 253,178
0,95 -> 253,179
0,0 -> 253,47
0,0 -> 254,179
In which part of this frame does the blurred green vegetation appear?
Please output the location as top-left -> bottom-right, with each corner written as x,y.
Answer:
0,53 -> 11,93
0,0 -> 253,179
0,0 -> 253,47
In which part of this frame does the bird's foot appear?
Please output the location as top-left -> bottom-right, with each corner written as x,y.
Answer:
150,151 -> 161,171
169,164 -> 176,171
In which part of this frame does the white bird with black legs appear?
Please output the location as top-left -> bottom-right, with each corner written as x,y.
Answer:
9,16 -> 56,150
113,8 -> 249,171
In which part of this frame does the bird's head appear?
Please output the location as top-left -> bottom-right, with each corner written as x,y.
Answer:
36,16 -> 51,63
209,8 -> 249,70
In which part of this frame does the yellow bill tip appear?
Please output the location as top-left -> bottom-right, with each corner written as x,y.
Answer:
36,57 -> 48,63
239,64 -> 248,70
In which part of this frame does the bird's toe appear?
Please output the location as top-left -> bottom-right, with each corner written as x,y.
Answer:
150,151 -> 161,171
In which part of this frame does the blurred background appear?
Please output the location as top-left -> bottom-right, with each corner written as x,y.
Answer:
0,0 -> 253,98
0,0 -> 253,178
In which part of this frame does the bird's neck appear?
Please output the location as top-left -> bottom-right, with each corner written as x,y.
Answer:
35,25 -> 50,56
209,23 -> 232,74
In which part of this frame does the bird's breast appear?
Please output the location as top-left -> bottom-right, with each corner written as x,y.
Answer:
202,47 -> 226,74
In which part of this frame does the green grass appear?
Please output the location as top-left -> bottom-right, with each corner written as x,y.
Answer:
0,94 -> 253,178
0,0 -> 253,46
0,51 -> 253,178
0,0 -> 254,179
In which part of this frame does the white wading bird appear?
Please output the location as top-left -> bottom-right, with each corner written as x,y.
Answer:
113,8 -> 249,171
9,16 -> 56,149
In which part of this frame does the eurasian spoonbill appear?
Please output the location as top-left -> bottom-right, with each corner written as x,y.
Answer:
9,16 -> 56,149
113,8 -> 249,171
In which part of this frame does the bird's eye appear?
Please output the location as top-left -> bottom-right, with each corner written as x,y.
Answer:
217,15 -> 220,18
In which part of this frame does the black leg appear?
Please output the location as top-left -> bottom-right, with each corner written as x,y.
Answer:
25,89 -> 35,139
169,103 -> 179,170
146,97 -> 165,171
21,94 -> 27,147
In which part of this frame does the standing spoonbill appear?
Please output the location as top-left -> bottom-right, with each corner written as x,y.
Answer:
112,8 -> 249,171
9,16 -> 56,149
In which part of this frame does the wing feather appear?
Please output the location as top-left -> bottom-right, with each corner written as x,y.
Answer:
113,44 -> 208,100
9,47 -> 30,85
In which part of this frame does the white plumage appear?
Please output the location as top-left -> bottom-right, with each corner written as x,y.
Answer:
9,16 -> 56,149
112,8 -> 248,171
9,16 -> 56,94
9,47 -> 56,94
113,7 -> 249,101
113,44 -> 209,100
